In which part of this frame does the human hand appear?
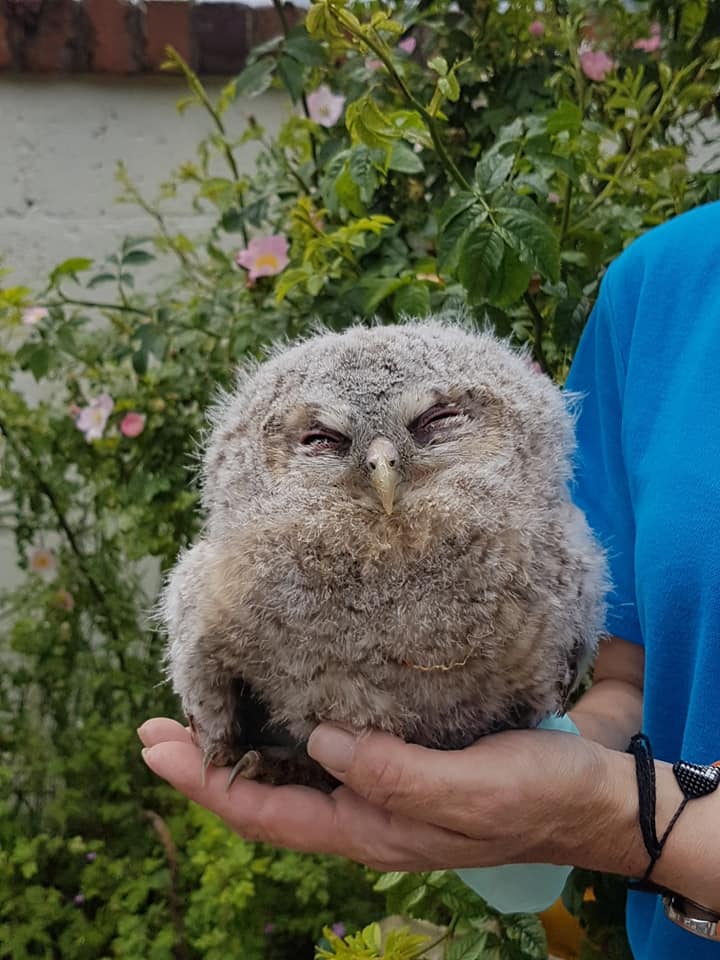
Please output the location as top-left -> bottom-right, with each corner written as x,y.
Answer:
138,717 -> 617,873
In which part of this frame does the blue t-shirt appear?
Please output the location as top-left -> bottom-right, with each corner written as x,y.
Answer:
566,201 -> 720,958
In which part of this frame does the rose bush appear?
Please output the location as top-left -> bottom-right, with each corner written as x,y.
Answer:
1,0 -> 718,956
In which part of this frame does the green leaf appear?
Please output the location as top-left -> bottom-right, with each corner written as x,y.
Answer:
545,101 -> 583,136
49,258 -> 94,285
354,276 -> 410,315
393,281 -> 430,319
87,272 -> 117,288
428,55 -> 449,76
373,871 -> 408,892
496,204 -> 560,282
233,58 -> 276,98
458,223 -> 505,302
437,193 -> 483,273
122,250 -> 155,266
345,97 -> 404,149
277,54 -> 305,104
132,347 -> 149,375
137,323 -> 167,359
447,932 -> 489,960
503,914 -> 548,959
335,165 -> 364,216
679,0 -> 708,45
285,26 -> 326,66
388,141 -> 424,174
474,152 -> 514,194
348,146 -> 380,203
490,243 -> 533,307
15,342 -> 52,380
438,73 -> 460,102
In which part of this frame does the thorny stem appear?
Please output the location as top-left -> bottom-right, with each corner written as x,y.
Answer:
52,292 -> 148,316
415,928 -> 451,958
328,5 -> 471,192
189,80 -> 251,246
559,177 -> 573,247
523,290 -> 549,374
119,169 -> 215,285
0,418 -> 126,663
257,129 -> 313,195
144,810 -> 190,960
47,291 -> 222,341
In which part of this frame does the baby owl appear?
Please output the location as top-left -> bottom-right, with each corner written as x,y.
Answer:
160,319 -> 607,790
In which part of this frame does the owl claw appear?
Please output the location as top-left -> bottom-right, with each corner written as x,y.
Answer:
188,714 -> 200,747
200,751 -> 213,788
226,750 -> 263,792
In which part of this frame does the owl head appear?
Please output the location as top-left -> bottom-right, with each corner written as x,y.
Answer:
200,320 -> 576,537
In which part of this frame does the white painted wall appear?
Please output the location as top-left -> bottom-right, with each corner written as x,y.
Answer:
0,76 -> 287,282
0,77 -> 288,587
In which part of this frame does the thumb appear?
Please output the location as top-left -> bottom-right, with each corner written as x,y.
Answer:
307,723 -> 465,823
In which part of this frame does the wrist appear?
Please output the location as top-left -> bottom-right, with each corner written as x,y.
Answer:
549,742 -> 643,873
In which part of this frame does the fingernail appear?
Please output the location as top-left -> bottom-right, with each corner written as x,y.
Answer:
141,747 -> 153,768
307,724 -> 358,773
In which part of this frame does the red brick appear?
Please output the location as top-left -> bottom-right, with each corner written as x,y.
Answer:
249,5 -> 291,48
0,13 -> 10,68
85,0 -> 139,73
145,0 -> 192,70
192,2 -> 250,75
21,0 -> 76,71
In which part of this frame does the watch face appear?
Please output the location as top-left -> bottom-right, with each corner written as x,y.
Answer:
663,894 -> 720,941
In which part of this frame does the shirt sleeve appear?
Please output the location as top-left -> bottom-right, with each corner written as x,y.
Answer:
565,269 -> 643,645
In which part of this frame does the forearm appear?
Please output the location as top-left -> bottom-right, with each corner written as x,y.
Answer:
570,635 -> 644,751
570,677 -> 642,750
556,738 -> 720,912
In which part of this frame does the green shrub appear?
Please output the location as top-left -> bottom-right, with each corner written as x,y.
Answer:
1,0 -> 718,956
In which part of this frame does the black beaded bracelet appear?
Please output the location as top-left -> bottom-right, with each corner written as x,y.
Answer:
627,732 -> 720,892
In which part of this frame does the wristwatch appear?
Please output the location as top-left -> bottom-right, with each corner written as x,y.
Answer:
663,893 -> 720,940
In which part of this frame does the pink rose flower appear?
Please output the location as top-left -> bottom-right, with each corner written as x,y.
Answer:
331,922 -> 347,938
365,57 -> 383,71
398,36 -> 416,54
22,307 -> 49,326
579,48 -> 616,82
30,547 -> 56,577
120,412 -> 146,438
236,235 -> 290,282
547,191 -> 561,204
55,589 -> 75,611
634,24 -> 661,52
306,85 -> 346,128
75,393 -> 113,442
529,19 -> 545,37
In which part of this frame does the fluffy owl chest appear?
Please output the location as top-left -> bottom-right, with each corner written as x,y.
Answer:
240,518 -> 543,673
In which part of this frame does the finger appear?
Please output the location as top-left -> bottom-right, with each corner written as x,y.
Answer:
307,724 -> 505,830
142,740 -> 343,852
138,717 -> 193,748
141,740 -> 488,870
329,786 -> 497,872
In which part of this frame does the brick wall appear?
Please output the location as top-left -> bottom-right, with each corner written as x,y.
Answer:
0,0 -> 303,74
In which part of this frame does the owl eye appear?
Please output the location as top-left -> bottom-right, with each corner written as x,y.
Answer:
410,404 -> 463,444
300,427 -> 350,455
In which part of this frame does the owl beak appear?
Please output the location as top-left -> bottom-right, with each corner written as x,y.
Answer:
366,437 -> 401,515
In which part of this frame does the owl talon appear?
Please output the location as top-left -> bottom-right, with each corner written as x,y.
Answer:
188,714 -> 200,747
226,750 -> 263,792
200,751 -> 214,788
